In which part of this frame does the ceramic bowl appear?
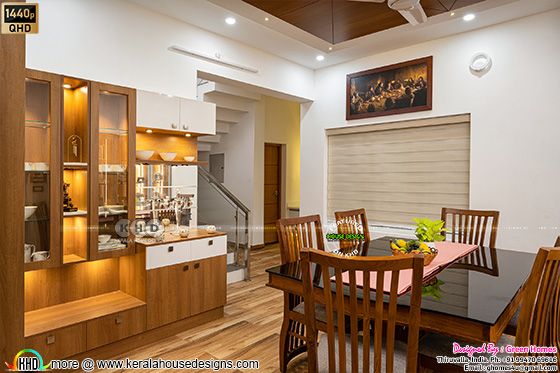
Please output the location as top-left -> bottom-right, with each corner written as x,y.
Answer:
98,234 -> 112,244
159,152 -> 177,162
31,251 -> 50,262
24,206 -> 38,220
184,156 -> 195,162
136,150 -> 154,160
206,225 -> 217,233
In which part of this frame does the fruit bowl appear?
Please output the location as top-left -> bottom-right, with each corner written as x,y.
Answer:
390,239 -> 438,266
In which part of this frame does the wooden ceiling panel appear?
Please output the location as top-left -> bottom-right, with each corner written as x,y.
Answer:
242,0 -> 486,44
332,1 -> 406,43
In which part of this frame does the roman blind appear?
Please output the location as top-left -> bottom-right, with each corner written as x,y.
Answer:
327,114 -> 470,226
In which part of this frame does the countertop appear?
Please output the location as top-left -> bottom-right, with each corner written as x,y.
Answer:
135,227 -> 226,249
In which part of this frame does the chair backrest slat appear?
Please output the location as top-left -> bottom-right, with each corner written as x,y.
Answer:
276,215 -> 324,264
515,248 -> 560,359
335,208 -> 371,250
301,249 -> 424,373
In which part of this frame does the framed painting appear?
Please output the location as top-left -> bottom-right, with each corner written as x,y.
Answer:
346,56 -> 432,120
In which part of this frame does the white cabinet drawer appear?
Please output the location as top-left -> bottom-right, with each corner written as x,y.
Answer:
190,235 -> 226,261
179,98 -> 216,135
137,90 -> 180,130
146,241 -> 190,270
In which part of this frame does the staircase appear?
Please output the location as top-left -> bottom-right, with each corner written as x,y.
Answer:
196,80 -> 261,153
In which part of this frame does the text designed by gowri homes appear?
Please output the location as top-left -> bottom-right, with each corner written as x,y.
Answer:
49,357 -> 260,371
435,342 -> 559,372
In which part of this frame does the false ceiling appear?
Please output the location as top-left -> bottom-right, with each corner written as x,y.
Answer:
241,0 -> 484,44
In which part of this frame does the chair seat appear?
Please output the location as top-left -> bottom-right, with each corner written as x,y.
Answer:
293,302 -> 329,324
419,333 -> 515,365
317,332 -> 408,372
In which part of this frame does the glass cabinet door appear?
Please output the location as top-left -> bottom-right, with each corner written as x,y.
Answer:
90,83 -> 136,260
24,70 -> 61,270
62,77 -> 90,264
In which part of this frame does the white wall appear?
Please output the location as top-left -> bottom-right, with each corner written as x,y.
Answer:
301,9 -> 560,253
26,0 -> 314,101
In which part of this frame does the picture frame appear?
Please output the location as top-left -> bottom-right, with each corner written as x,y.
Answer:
346,56 -> 433,120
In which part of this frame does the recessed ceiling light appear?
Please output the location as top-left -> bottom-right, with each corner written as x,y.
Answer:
185,133 -> 192,137
463,13 -> 475,21
450,12 -> 455,16
328,47 -> 333,51
316,55 -> 325,61
63,83 -> 72,89
146,129 -> 153,134
264,17 -> 269,21
225,17 -> 236,25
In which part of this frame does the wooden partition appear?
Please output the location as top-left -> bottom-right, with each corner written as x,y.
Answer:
0,0 -> 26,360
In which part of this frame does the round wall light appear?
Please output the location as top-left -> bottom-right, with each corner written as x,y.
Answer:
470,52 -> 492,76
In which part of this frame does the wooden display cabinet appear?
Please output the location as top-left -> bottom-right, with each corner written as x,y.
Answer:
24,69 -> 62,271
62,77 -> 90,264
89,82 -> 136,260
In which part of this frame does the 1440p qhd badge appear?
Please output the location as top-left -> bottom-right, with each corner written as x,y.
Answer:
1,3 -> 38,34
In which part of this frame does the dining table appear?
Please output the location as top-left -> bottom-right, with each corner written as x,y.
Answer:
266,236 -> 536,344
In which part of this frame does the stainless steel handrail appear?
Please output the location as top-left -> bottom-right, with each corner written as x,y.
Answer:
198,166 -> 251,280
198,166 -> 250,214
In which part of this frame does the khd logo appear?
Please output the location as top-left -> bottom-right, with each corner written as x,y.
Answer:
4,349 -> 50,371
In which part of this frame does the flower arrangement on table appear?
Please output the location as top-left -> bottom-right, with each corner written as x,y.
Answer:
390,217 -> 447,266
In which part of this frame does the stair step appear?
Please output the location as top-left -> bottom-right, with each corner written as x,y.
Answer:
227,265 -> 246,284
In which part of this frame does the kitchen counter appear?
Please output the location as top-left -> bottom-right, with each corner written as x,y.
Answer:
135,228 -> 226,249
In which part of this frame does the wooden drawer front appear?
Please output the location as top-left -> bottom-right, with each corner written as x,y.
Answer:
190,235 -> 226,261
25,324 -> 86,362
146,241 -> 190,269
86,306 -> 146,350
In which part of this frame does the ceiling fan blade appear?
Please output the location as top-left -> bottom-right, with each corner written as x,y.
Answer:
398,3 -> 427,25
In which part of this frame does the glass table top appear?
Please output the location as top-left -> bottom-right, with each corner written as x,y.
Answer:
266,236 -> 536,325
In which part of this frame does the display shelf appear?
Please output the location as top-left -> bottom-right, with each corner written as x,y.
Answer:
62,253 -> 87,265
136,159 -> 207,167
25,291 -> 146,337
63,162 -> 88,169
99,127 -> 128,135
24,120 -> 51,129
63,210 -> 88,217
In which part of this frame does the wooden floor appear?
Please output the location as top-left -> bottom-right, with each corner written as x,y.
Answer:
105,244 -> 308,372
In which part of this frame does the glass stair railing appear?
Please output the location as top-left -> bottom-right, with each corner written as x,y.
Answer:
197,166 -> 250,280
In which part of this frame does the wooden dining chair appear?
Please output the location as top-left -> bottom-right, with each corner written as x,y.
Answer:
276,215 -> 325,372
335,208 -> 371,250
441,207 -> 500,247
441,208 -> 500,274
301,248 -> 425,373
504,235 -> 560,335
419,247 -> 560,371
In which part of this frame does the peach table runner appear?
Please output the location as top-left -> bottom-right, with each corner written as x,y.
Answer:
338,242 -> 478,296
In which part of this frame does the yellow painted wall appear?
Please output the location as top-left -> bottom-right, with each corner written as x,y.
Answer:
264,96 -> 300,209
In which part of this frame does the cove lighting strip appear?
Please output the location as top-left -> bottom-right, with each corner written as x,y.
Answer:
168,45 -> 259,74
